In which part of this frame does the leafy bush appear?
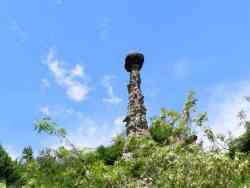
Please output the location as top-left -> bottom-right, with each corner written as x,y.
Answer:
150,91 -> 207,146
229,102 -> 250,157
150,111 -> 174,144
97,136 -> 125,165
3,91 -> 250,187
0,145 -> 22,186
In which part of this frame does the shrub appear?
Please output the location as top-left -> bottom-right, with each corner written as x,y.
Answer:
97,136 -> 125,165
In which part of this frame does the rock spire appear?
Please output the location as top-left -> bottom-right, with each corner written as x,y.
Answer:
123,52 -> 148,136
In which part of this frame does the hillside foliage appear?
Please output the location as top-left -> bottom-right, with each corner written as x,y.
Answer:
1,92 -> 250,187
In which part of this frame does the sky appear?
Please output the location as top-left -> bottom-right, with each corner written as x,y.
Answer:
1,0 -> 250,158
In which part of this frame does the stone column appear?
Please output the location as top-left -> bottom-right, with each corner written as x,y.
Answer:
123,53 -> 148,136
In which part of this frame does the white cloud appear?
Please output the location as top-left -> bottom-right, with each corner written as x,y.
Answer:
44,48 -> 89,102
42,106 -> 125,149
114,116 -> 125,127
40,105 -> 50,116
71,64 -> 84,78
69,119 -> 113,148
113,116 -> 126,137
70,116 -> 125,148
102,75 -> 122,105
205,81 -> 250,138
4,145 -> 19,159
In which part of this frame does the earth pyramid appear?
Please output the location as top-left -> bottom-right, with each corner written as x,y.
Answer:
123,52 -> 149,136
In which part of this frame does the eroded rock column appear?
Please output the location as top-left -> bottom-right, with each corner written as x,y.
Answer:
123,53 -> 148,136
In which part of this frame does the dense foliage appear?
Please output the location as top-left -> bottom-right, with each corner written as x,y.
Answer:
229,108 -> 250,157
0,145 -> 22,186
1,92 -> 250,187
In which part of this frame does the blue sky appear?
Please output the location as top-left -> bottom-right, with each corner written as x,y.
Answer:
1,0 -> 250,157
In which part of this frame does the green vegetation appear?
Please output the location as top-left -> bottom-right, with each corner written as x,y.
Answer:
1,92 -> 250,187
0,145 -> 22,187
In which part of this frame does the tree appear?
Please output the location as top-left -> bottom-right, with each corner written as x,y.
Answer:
21,146 -> 33,163
0,145 -> 22,186
229,106 -> 250,156
150,91 -> 207,145
97,135 -> 125,165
